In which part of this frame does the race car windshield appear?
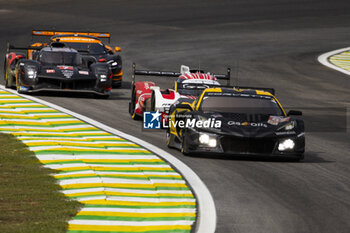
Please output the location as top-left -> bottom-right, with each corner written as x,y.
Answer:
39,51 -> 82,66
64,42 -> 106,55
200,95 -> 283,116
178,84 -> 220,96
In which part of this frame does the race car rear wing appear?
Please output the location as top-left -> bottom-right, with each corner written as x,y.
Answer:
6,42 -> 89,54
6,42 -> 42,53
32,30 -> 111,43
131,63 -> 231,85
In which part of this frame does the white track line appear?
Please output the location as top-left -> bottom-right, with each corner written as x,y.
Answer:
79,207 -> 196,213
0,85 -> 216,233
318,47 -> 350,75
68,219 -> 194,226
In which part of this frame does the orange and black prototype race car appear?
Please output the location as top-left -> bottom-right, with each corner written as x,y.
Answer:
29,30 -> 123,87
4,42 -> 112,98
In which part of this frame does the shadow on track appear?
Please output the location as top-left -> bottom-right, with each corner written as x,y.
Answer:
20,90 -> 131,101
184,151 -> 331,164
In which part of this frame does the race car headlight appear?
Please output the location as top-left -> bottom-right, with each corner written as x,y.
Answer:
278,121 -> 296,131
278,139 -> 295,151
199,133 -> 217,147
26,67 -> 37,79
208,139 -> 217,147
98,74 -> 107,81
199,134 -> 210,144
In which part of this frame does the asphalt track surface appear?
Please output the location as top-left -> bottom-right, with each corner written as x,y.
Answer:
1,1 -> 350,232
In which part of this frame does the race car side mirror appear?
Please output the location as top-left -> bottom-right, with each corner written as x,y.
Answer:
287,110 -> 302,116
175,104 -> 193,111
115,47 -> 121,52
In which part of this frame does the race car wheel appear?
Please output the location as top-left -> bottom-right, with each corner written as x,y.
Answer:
130,87 -> 142,120
166,130 -> 179,149
181,133 -> 190,156
16,84 -> 23,93
15,75 -> 23,94
150,92 -> 156,112
166,131 -> 171,148
15,72 -> 30,94
4,60 -> 10,88
132,113 -> 142,120
5,71 -> 10,88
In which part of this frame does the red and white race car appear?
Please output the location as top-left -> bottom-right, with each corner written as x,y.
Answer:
128,63 -> 230,120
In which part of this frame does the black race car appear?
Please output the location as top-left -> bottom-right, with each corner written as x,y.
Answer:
29,30 -> 122,87
4,42 -> 112,97
166,87 -> 305,161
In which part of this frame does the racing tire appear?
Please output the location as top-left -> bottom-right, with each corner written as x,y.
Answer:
181,133 -> 191,156
4,60 -> 11,88
166,131 -> 173,148
132,113 -> 142,120
16,76 -> 24,94
16,85 -> 24,94
150,91 -> 156,112
166,130 -> 181,149
130,87 -> 142,120
5,71 -> 10,88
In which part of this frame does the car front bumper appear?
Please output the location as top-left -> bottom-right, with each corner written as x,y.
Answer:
183,130 -> 305,158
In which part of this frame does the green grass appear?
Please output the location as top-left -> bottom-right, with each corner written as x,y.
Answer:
0,133 -> 83,233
